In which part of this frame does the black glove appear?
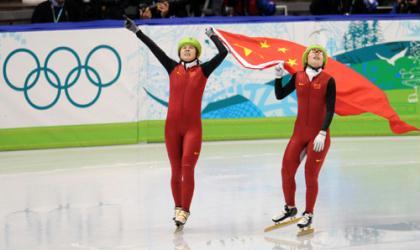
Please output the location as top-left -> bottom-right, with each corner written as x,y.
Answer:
124,15 -> 139,33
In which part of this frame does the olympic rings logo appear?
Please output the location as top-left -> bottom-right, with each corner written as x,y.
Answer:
2,45 -> 121,110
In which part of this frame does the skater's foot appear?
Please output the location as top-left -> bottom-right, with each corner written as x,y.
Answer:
297,212 -> 314,236
175,209 -> 190,226
272,205 -> 298,223
173,207 -> 182,221
297,212 -> 313,228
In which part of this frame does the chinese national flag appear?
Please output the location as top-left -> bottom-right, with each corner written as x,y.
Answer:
214,29 -> 419,134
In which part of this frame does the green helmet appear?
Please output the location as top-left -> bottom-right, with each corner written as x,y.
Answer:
302,45 -> 328,68
178,37 -> 202,58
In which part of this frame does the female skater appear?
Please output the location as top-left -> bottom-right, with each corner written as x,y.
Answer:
271,45 -> 336,235
124,17 -> 228,228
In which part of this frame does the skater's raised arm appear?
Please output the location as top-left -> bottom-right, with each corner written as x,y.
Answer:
201,27 -> 228,78
274,62 -> 296,100
321,78 -> 336,131
135,30 -> 177,73
124,16 -> 177,74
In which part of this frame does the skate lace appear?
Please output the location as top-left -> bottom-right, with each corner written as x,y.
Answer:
178,210 -> 190,220
300,213 -> 312,224
281,209 -> 288,217
272,208 -> 288,220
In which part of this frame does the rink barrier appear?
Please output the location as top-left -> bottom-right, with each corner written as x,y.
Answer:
0,16 -> 419,151
0,115 -> 418,151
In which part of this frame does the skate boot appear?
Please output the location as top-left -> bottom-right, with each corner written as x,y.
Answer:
297,212 -> 314,236
265,205 -> 299,232
173,207 -> 182,221
272,205 -> 298,223
174,209 -> 190,227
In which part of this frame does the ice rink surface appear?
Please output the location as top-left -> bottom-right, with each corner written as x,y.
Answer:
0,136 -> 419,250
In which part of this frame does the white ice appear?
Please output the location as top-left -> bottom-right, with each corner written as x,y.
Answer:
0,136 -> 419,250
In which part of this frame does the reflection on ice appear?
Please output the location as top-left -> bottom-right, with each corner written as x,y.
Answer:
0,137 -> 419,249
4,209 -> 42,250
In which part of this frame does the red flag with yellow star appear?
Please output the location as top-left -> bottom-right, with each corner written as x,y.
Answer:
214,29 -> 302,73
214,29 -> 419,134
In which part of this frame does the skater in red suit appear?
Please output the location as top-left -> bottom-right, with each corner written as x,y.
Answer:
124,17 -> 228,227
271,45 -> 336,232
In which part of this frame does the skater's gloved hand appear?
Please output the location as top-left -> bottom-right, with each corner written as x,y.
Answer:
205,27 -> 216,38
274,61 -> 285,78
124,15 -> 139,34
313,130 -> 326,152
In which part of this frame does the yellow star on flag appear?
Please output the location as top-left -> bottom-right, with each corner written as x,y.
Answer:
234,43 -> 253,56
287,58 -> 298,67
278,47 -> 288,53
260,40 -> 270,48
243,48 -> 252,56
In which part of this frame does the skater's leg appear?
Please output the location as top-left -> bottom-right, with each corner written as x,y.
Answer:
282,136 -> 307,207
165,126 -> 183,208
304,134 -> 331,214
180,126 -> 202,212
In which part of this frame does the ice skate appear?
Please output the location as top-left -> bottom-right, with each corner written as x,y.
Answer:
264,205 -> 300,232
174,224 -> 184,233
173,207 -> 182,221
174,209 -> 190,232
296,212 -> 314,237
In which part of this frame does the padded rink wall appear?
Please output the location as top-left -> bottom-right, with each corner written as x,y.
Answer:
0,16 -> 419,150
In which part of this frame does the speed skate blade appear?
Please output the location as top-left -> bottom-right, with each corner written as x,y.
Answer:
264,217 -> 301,232
297,227 -> 314,237
174,223 -> 184,233
174,225 -> 184,233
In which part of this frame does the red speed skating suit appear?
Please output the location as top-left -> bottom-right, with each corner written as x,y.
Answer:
136,30 -> 227,211
275,70 -> 336,214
